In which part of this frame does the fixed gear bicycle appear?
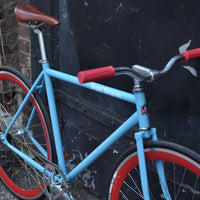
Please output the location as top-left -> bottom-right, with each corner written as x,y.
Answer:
0,4 -> 200,200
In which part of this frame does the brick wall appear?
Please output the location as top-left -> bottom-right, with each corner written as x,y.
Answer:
17,0 -> 31,79
0,0 -> 31,79
0,0 -> 18,69
18,22 -> 31,79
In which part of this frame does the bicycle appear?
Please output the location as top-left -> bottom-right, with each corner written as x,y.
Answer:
0,4 -> 200,200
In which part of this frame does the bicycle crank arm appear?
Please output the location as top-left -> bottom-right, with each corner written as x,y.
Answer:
47,183 -> 75,200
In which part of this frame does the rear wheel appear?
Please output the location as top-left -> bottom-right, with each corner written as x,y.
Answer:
0,66 -> 55,199
108,140 -> 200,200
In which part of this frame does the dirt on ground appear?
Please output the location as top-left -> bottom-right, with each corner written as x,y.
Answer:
0,181 -> 18,200
0,180 -> 103,200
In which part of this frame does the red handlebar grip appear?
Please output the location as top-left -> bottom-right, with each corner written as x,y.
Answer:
78,66 -> 115,83
181,48 -> 200,62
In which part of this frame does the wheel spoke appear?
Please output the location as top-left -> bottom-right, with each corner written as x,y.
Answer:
128,173 -> 143,196
123,180 -> 144,198
120,191 -> 129,200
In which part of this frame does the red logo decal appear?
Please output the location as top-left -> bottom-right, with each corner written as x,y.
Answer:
141,104 -> 148,115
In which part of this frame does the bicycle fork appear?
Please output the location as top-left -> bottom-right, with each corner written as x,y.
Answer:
135,129 -> 172,200
134,84 -> 171,200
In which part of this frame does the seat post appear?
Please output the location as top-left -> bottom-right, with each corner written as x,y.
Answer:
33,27 -> 47,63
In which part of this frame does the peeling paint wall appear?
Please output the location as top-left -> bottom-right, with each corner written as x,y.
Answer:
64,1 -> 200,198
21,0 -> 200,199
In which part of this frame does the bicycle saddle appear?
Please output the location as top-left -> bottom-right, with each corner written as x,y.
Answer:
15,5 -> 60,26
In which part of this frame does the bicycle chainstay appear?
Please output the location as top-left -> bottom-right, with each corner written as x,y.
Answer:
10,139 -> 74,199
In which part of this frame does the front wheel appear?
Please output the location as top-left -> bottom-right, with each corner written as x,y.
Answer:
108,140 -> 200,200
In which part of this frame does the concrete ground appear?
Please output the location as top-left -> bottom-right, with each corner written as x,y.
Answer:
0,180 -> 103,200
0,181 -> 18,200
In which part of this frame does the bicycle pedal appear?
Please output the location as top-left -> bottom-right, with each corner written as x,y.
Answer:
64,154 -> 73,160
47,184 -> 72,200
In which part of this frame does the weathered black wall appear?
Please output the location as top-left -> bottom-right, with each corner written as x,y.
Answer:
66,1 -> 200,197
31,0 -> 200,199
66,0 -> 200,149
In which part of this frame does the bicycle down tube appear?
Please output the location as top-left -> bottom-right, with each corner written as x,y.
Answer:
0,66 -> 135,166
43,65 -> 171,199
43,61 -> 139,182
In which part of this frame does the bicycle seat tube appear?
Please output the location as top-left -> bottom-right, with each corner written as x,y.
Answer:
33,26 -> 67,175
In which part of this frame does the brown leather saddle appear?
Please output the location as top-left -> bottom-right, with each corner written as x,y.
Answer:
15,5 -> 60,26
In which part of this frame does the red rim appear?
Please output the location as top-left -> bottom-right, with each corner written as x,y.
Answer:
109,148 -> 200,199
0,72 -> 51,198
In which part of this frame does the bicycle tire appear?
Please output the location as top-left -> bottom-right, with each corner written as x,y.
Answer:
0,66 -> 56,199
108,140 -> 200,200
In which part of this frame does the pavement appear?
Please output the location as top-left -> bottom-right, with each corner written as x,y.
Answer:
0,180 -> 102,200
0,181 -> 18,200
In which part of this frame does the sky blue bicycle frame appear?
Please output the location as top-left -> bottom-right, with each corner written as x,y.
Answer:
1,28 -> 172,200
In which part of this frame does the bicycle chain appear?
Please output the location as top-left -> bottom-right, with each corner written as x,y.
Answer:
43,163 -> 70,199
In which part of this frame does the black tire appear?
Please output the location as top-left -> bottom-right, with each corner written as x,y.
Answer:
108,140 -> 200,200
0,66 -> 56,199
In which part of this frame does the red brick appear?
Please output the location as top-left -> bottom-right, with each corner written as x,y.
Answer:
18,24 -> 30,39
19,52 -> 31,67
19,38 -> 30,54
